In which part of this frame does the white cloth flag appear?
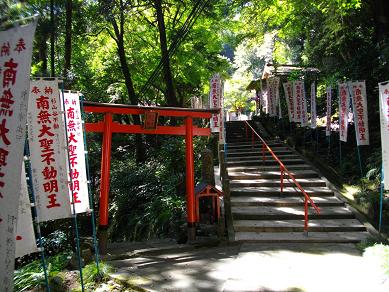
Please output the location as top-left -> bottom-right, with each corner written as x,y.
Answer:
27,80 -> 72,222
273,77 -> 280,118
326,87 -> 332,136
15,163 -> 38,258
310,82 -> 317,129
0,20 -> 37,292
283,82 -> 294,122
63,92 -> 90,213
350,81 -> 369,146
267,78 -> 275,117
293,81 -> 303,123
300,82 -> 308,127
379,81 -> 389,190
209,74 -> 221,132
338,83 -> 351,142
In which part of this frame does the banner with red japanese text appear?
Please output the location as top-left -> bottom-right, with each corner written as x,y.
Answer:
209,74 -> 221,132
27,80 -> 72,222
218,81 -> 225,144
350,81 -> 369,146
63,92 -> 90,213
0,20 -> 37,292
326,87 -> 332,136
293,81 -> 303,123
379,81 -> 389,190
15,163 -> 38,258
300,82 -> 308,127
310,82 -> 317,128
267,78 -> 278,117
338,83 -> 350,142
283,82 -> 294,122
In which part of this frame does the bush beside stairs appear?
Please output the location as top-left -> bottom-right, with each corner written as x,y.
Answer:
224,120 -> 370,243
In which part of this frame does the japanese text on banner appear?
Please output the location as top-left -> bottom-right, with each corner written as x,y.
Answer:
0,21 -> 37,292
326,87 -> 332,136
310,82 -> 317,129
293,81 -> 302,123
283,82 -> 294,122
27,80 -> 72,222
209,74 -> 221,132
350,81 -> 369,146
379,82 -> 389,190
63,92 -> 90,213
338,83 -> 350,142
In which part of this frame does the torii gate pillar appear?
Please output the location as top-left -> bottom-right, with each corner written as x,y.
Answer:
185,117 -> 196,241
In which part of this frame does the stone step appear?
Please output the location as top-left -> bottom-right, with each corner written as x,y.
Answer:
226,142 -> 282,148
234,231 -> 370,243
233,219 -> 366,232
229,178 -> 327,188
227,164 -> 314,172
232,206 -> 353,220
227,149 -> 293,157
226,159 -> 305,167
227,154 -> 301,162
230,196 -> 344,207
230,186 -> 334,197
228,170 -> 319,179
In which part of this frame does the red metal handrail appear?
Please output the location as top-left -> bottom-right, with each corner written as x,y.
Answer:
244,121 -> 320,233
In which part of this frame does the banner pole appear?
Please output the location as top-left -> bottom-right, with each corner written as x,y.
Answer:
339,137 -> 342,166
379,165 -> 384,233
59,83 -> 85,292
80,96 -> 100,274
24,142 -> 51,292
327,133 -> 331,158
356,145 -> 363,177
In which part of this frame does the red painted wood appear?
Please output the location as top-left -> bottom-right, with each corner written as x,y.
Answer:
99,112 -> 112,227
185,117 -> 196,224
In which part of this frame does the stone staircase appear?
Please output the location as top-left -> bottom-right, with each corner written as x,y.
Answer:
225,120 -> 370,243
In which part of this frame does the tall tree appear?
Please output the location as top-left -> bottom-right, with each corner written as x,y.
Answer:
50,0 -> 55,76
63,0 -> 72,87
99,0 -> 145,163
154,0 -> 178,107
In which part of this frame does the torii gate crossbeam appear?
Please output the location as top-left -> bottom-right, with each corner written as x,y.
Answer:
83,101 -> 218,242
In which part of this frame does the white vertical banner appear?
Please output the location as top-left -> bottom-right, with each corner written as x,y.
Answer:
300,82 -> 308,127
326,87 -> 332,136
0,20 -> 37,291
310,82 -> 317,128
267,78 -> 275,116
261,87 -> 268,114
283,82 -> 294,122
209,74 -> 221,132
278,93 -> 282,119
338,83 -> 351,142
273,77 -> 280,118
15,163 -> 38,258
27,80 -> 72,222
293,81 -> 303,123
218,80 -> 225,143
350,81 -> 369,146
379,81 -> 389,190
63,92 -> 90,213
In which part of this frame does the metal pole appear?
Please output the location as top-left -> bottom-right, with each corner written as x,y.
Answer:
379,165 -> 384,233
60,85 -> 85,292
356,145 -> 363,177
185,117 -> 196,241
339,138 -> 342,166
80,96 -> 100,274
24,144 -> 51,292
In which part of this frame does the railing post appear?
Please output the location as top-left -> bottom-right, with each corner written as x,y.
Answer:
304,197 -> 308,236
220,150 -> 234,241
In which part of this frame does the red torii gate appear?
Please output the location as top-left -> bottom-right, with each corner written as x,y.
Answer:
83,101 -> 218,241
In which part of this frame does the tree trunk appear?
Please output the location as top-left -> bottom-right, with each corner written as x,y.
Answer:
50,0 -> 55,77
64,0 -> 72,88
371,0 -> 389,42
155,0 -> 178,107
114,21 -> 145,163
39,35 -> 49,76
